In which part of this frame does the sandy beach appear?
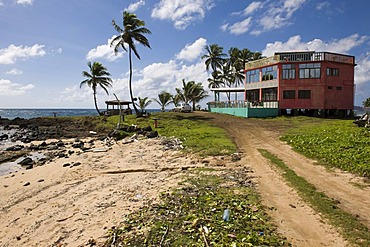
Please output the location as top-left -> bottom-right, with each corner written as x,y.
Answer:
0,136 -> 224,246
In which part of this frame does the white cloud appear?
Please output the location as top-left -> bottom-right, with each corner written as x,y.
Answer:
262,34 -> 368,57
86,36 -> 124,62
228,17 -> 252,35
0,44 -> 46,65
0,1 -> 4,6
225,0 -> 307,35
253,0 -> 307,34
316,1 -> 330,10
243,1 -> 263,15
355,53 -> 370,85
125,0 -> 145,12
0,79 -> 35,96
175,38 -> 207,62
15,0 -> 34,5
5,68 -> 23,75
151,0 -> 215,30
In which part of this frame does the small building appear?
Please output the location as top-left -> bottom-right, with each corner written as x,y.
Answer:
209,51 -> 355,117
104,100 -> 132,116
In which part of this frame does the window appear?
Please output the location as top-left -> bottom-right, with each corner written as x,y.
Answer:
283,90 -> 295,99
336,86 -> 342,90
246,90 -> 259,101
328,86 -> 333,89
246,69 -> 260,83
282,64 -> 295,79
299,63 -> 321,79
326,68 -> 339,76
262,88 -> 277,101
261,66 -> 277,81
298,90 -> 311,99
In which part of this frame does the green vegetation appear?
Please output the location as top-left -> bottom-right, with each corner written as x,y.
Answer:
80,61 -> 113,116
279,118 -> 370,177
107,112 -> 237,156
259,149 -> 370,246
104,169 -> 289,247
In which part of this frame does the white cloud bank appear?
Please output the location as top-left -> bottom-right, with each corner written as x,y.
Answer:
222,0 -> 307,35
62,38 -> 210,108
5,68 -> 23,75
0,44 -> 46,65
262,34 -> 368,57
175,38 -> 206,62
15,0 -> 34,5
151,0 -> 215,30
0,79 -> 34,96
86,36 -> 124,62
125,0 -> 145,12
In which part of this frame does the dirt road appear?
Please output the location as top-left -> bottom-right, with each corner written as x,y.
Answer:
198,111 -> 370,246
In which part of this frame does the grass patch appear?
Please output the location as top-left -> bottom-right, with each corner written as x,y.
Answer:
259,149 -> 370,246
107,112 -> 237,156
279,117 -> 370,177
104,168 -> 289,246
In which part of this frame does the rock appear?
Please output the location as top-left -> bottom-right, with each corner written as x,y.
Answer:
0,134 -> 9,140
18,157 -> 33,166
72,162 -> 81,167
146,131 -> 158,138
142,126 -> 152,132
6,145 -> 24,151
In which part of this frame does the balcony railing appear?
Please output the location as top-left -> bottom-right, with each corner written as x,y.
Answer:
208,100 -> 279,109
245,52 -> 355,70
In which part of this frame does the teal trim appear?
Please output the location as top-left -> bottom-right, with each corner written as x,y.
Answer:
209,107 -> 278,118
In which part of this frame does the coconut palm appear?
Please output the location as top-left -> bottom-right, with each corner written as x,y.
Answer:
176,79 -> 208,111
154,91 -> 173,112
201,44 -> 227,72
111,11 -> 151,115
136,96 -> 152,113
80,61 -> 112,116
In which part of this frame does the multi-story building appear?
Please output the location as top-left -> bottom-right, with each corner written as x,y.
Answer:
209,51 -> 355,117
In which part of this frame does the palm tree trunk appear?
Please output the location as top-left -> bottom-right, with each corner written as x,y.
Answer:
128,48 -> 139,115
93,90 -> 101,115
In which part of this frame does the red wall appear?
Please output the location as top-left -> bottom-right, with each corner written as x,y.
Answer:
278,61 -> 354,110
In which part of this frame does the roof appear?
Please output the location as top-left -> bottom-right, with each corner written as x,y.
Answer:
210,87 -> 245,92
105,100 -> 132,106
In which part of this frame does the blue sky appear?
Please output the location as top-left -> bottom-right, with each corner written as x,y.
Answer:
0,0 -> 369,109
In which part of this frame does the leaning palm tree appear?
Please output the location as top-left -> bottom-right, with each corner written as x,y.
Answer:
80,61 -> 113,115
154,91 -> 173,112
111,11 -> 151,115
136,96 -> 152,113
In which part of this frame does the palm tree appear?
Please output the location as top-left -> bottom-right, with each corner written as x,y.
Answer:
80,61 -> 112,115
201,44 -> 227,72
111,11 -> 151,115
176,79 -> 208,111
154,91 -> 173,112
136,96 -> 152,113
188,82 -> 208,111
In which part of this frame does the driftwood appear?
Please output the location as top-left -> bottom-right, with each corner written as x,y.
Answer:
353,112 -> 370,127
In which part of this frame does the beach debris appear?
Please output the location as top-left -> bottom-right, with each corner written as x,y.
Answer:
353,112 -> 370,127
160,136 -> 184,150
0,133 -> 8,140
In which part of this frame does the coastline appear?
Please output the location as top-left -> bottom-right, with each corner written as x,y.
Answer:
0,135 -> 226,246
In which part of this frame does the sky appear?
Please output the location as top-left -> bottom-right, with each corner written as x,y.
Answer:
0,0 -> 369,109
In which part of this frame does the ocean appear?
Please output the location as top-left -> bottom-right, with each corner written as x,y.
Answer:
0,108 -> 161,120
